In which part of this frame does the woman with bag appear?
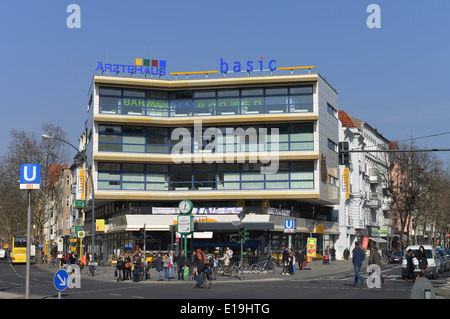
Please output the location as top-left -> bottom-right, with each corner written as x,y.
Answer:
162,253 -> 171,281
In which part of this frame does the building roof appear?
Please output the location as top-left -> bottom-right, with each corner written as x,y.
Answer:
338,110 -> 357,128
48,163 -> 68,187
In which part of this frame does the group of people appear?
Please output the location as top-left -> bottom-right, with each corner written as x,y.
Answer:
281,247 -> 306,275
351,242 -> 430,287
404,246 -> 428,283
115,251 -> 147,282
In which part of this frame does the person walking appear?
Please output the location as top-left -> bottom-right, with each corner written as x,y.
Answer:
416,245 -> 428,280
343,248 -> 350,262
404,249 -> 415,284
352,241 -> 366,287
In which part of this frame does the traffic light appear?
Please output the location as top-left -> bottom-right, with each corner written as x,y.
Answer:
338,142 -> 350,166
229,234 -> 240,243
139,227 -> 146,240
239,227 -> 250,244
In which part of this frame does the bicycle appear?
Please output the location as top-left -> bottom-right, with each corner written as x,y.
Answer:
250,257 -> 275,274
189,266 -> 212,289
217,260 -> 239,276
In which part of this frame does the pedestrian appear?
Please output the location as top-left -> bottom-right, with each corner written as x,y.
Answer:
352,241 -> 366,287
124,252 -> 132,280
288,249 -> 295,275
369,245 -> 384,286
169,251 -> 175,279
176,250 -> 186,280
297,249 -> 305,270
132,253 -> 141,282
226,247 -> 233,259
331,246 -> 336,261
281,247 -> 289,275
211,254 -> 218,280
116,256 -> 124,282
193,249 -> 207,288
343,248 -> 350,262
219,251 -> 230,275
162,253 -> 171,281
404,249 -> 415,284
155,253 -> 164,281
416,245 -> 428,279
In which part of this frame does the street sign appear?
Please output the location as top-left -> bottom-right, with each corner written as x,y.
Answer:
20,164 -> 40,189
77,231 -> 85,238
54,269 -> 69,291
177,215 -> 193,235
284,219 -> 296,233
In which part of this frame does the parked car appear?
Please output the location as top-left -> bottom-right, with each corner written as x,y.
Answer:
0,249 -> 6,260
435,248 -> 449,272
401,245 -> 439,279
389,250 -> 404,264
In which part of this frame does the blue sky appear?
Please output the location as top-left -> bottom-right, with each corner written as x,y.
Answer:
0,1 -> 449,163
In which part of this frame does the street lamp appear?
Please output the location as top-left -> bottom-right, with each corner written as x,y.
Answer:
41,134 -> 95,264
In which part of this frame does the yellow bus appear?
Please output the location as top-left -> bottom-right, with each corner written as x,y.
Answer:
11,237 -> 27,264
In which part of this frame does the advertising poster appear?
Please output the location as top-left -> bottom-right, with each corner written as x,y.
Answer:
307,237 -> 317,258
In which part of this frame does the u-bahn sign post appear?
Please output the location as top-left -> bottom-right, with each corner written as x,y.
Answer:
20,164 -> 40,300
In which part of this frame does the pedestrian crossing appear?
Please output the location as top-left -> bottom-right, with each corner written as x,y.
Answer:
300,274 -> 403,282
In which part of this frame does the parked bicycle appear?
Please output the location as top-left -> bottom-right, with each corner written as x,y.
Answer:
250,256 -> 275,274
217,260 -> 239,276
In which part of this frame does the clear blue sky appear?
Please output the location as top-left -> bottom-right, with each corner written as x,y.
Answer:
1,1 -> 449,163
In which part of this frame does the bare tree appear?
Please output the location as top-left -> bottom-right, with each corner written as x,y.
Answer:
382,142 -> 440,249
0,124 -> 70,262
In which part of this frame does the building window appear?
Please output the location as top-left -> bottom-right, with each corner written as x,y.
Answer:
98,123 -> 314,154
327,103 -> 337,117
97,161 -> 314,191
328,139 -> 337,152
98,86 -> 314,117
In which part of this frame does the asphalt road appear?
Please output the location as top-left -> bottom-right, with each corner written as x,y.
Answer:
1,259 -> 448,301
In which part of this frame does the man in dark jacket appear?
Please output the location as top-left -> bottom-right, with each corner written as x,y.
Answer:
155,253 -> 164,281
176,250 -> 186,280
352,241 -> 366,287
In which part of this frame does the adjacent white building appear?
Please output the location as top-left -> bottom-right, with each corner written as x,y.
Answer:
334,110 -> 391,259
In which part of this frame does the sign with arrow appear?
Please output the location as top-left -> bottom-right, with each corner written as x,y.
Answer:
54,269 -> 69,291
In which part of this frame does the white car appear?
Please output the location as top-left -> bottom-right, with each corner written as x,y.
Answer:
0,249 -> 6,260
401,245 -> 439,279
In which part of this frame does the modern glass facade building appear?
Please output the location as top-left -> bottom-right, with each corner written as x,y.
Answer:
83,72 -> 341,263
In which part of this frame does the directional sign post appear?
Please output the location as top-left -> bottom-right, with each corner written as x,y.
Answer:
54,269 -> 69,299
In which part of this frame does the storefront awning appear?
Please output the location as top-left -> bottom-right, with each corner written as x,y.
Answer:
370,237 -> 387,244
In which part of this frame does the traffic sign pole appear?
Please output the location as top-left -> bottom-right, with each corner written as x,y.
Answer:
25,190 -> 31,299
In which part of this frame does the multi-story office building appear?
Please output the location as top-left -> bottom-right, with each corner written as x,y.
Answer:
82,68 -> 341,263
